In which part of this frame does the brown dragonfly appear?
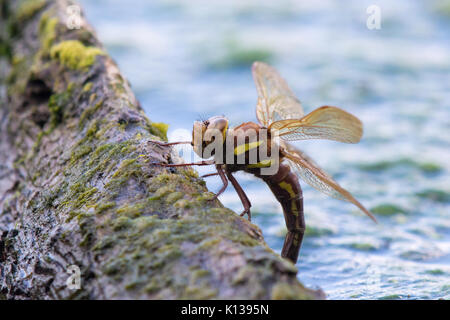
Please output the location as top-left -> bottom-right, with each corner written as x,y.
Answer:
154,62 -> 376,264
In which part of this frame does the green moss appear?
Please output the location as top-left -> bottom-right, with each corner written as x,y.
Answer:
271,283 -> 313,300
50,40 -> 105,71
144,280 -> 161,294
94,203 -> 246,295
156,244 -> 182,260
195,192 -> 215,203
103,258 -> 127,276
66,210 -> 81,222
165,192 -> 184,204
227,229 -> 260,247
73,210 -> 93,224
79,222 -> 95,247
150,122 -> 169,140
86,119 -> 99,137
95,202 -> 116,215
32,129 -> 48,152
191,269 -> 211,282
371,203 -> 406,216
48,84 -> 73,127
231,265 -> 258,285
75,187 -> 97,209
133,216 -> 158,231
70,145 -> 93,164
112,159 -> 137,177
112,216 -> 132,231
174,199 -> 192,209
149,186 -> 174,201
31,170 -> 42,182
0,42 -> 12,60
416,189 -> 450,203
183,167 -> 199,179
82,82 -> 93,92
104,157 -> 143,193
197,238 -> 221,251
120,143 -> 138,154
69,182 -> 85,194
92,236 -> 115,251
151,173 -> 173,184
38,13 -> 58,53
90,143 -> 114,160
16,0 -> 46,22
181,286 -> 218,300
117,202 -> 146,218
73,141 -> 133,190
6,55 -> 29,94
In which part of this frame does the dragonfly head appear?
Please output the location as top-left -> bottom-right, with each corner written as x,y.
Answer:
192,116 -> 228,158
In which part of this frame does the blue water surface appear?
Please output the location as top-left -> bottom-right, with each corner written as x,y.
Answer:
80,0 -> 450,299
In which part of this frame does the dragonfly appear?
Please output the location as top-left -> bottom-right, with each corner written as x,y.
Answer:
153,61 -> 376,264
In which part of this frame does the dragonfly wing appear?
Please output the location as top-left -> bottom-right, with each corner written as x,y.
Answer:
252,61 -> 304,127
270,106 -> 363,143
281,143 -> 376,222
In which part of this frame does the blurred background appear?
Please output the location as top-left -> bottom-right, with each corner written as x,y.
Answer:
79,0 -> 450,299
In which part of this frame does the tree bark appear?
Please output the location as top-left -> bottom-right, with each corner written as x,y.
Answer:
0,0 -> 323,299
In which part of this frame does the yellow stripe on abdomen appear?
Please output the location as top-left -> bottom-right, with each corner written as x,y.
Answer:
234,140 -> 263,155
279,181 -> 296,198
246,159 -> 272,168
279,181 -> 299,216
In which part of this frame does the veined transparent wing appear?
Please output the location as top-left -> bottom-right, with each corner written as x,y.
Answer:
281,142 -> 376,222
252,61 -> 304,127
269,106 -> 363,143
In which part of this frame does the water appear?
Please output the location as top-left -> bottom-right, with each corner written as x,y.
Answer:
80,0 -> 450,299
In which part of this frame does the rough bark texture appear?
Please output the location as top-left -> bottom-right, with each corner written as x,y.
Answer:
0,0 -> 322,299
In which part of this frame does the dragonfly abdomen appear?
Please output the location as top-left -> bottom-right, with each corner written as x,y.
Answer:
252,162 -> 305,263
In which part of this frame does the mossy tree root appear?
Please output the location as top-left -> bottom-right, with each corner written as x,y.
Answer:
0,0 -> 322,299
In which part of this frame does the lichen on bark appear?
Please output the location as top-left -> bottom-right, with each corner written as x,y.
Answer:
0,0 -> 323,299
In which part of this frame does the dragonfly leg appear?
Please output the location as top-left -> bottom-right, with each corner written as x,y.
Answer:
210,165 -> 228,200
201,172 -> 219,178
155,160 -> 215,167
225,170 -> 252,221
151,140 -> 191,147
